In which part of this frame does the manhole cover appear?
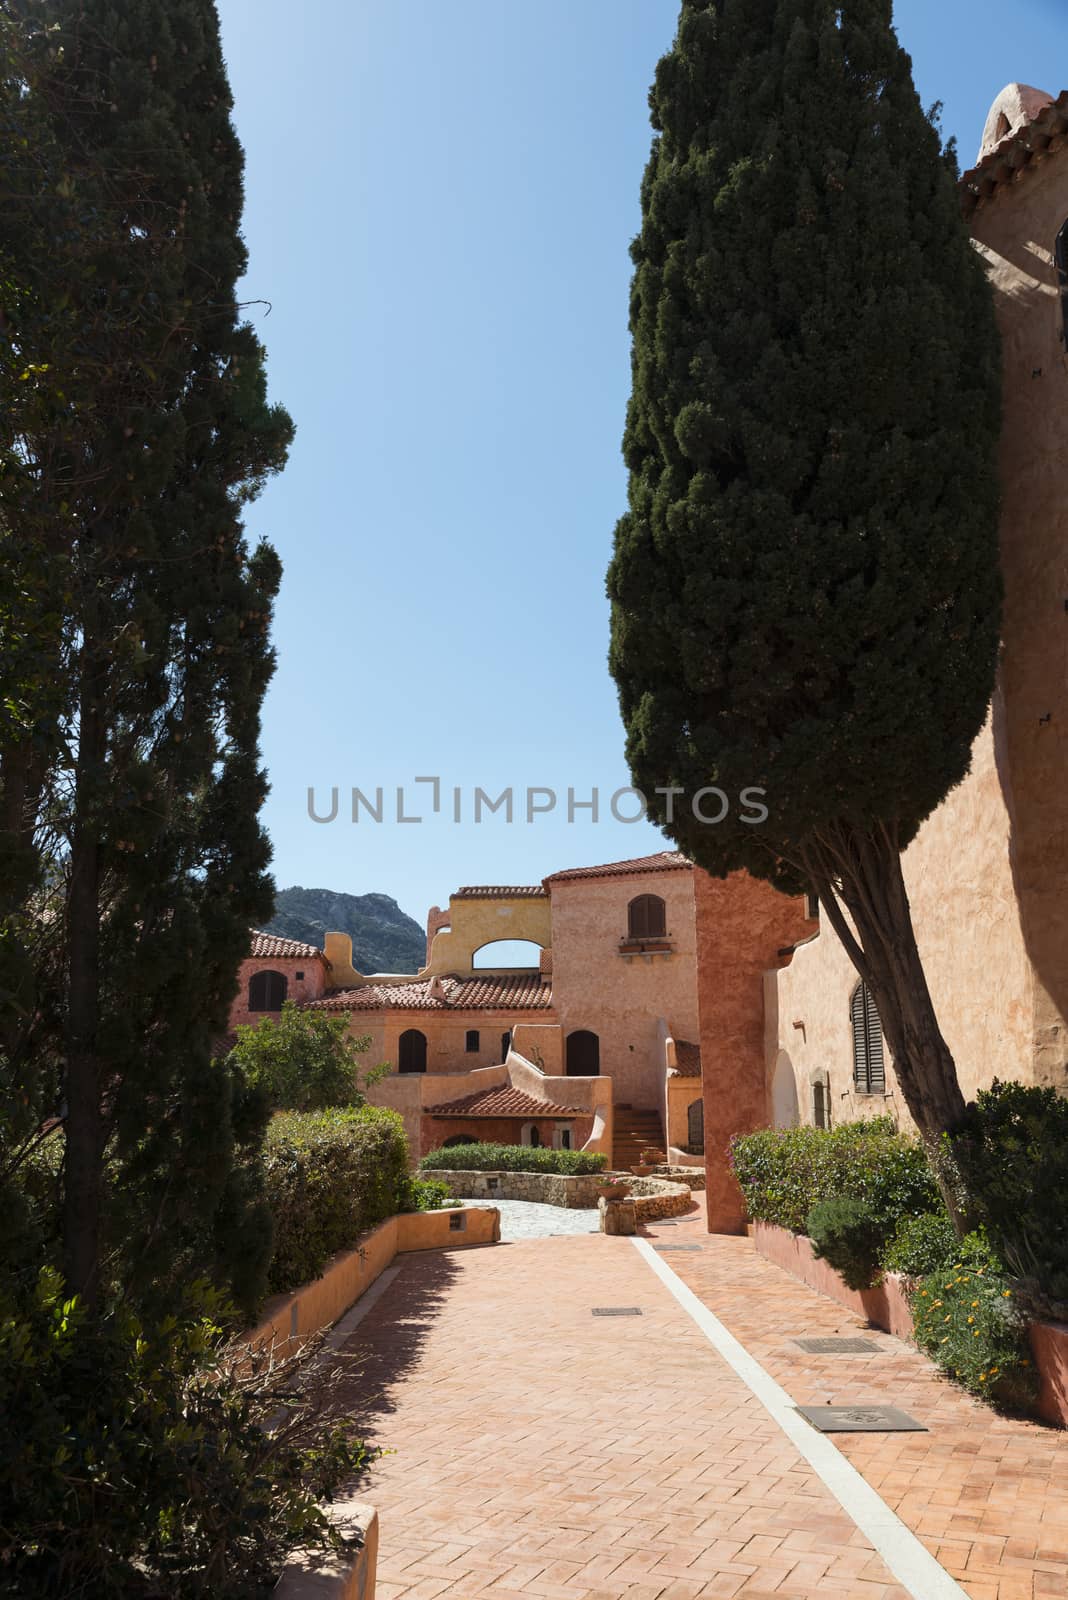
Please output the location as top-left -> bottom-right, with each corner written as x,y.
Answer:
794,1337 -> 881,1354
592,1307 -> 642,1316
796,1405 -> 927,1433
653,1244 -> 702,1252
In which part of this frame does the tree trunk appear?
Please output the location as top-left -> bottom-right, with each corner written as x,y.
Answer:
799,820 -> 971,1227
63,633 -> 104,1311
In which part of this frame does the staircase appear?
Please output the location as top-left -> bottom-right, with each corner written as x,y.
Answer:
612,1105 -> 665,1172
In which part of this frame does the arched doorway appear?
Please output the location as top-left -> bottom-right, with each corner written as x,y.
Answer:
398,1028 -> 427,1074
565,1029 -> 599,1076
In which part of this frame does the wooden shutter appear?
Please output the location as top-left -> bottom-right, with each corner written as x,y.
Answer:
628,894 -> 666,939
851,982 -> 885,1094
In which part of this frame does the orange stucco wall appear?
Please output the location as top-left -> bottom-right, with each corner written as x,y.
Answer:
695,870 -> 814,1232
549,868 -> 700,1107
229,955 -> 328,1032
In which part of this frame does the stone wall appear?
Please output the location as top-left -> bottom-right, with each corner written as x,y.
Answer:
428,1168 -> 695,1214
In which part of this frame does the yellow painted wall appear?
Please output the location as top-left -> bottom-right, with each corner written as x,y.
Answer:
422,893 -> 552,977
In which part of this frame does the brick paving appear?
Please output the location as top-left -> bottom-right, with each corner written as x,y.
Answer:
326,1204 -> 1068,1599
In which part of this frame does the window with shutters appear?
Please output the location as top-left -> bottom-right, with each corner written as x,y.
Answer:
626,894 -> 667,940
851,982 -> 885,1095
248,969 -> 287,1011
1056,220 -> 1068,346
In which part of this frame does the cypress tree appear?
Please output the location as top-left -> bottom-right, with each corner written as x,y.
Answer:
608,0 -> 1001,1155
0,0 -> 292,1314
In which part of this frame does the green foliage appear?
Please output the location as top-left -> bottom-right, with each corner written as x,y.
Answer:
401,1177 -> 455,1212
881,1210 -> 958,1278
263,1107 -> 411,1294
229,1001 -> 389,1113
607,0 -> 1002,887
0,1269 -> 373,1598
730,1119 -> 938,1234
949,1081 -> 1068,1320
806,1195 -> 885,1290
419,1142 -> 608,1176
910,1236 -> 1038,1412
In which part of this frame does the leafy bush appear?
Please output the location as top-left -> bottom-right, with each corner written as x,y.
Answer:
263,1107 -> 410,1293
910,1234 -> 1038,1412
419,1142 -> 607,1176
807,1196 -> 885,1290
0,1270 -> 372,1598
730,1119 -> 938,1235
881,1211 -> 958,1278
402,1177 -> 454,1212
229,1002 -> 390,1113
950,1081 -> 1068,1320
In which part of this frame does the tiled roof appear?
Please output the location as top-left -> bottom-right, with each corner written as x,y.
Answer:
425,1086 -> 582,1118
673,1039 -> 702,1078
452,885 -> 548,899
248,929 -> 326,961
960,88 -> 1068,217
544,850 -> 692,885
307,972 -> 553,1012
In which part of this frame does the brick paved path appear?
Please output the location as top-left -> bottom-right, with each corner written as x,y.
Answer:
328,1209 -> 1068,1599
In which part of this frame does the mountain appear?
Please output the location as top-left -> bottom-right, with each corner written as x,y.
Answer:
264,887 -> 426,976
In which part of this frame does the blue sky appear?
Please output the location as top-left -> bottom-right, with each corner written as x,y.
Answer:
215,0 -> 1065,927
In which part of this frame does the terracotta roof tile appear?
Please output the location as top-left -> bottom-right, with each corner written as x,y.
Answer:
425,1086 -> 582,1118
673,1039 -> 702,1078
961,88 -> 1068,216
452,885 -> 548,899
307,972 -> 552,1012
544,850 -> 692,885
248,929 -> 326,961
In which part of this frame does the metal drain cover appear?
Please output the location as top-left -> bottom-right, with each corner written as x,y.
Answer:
797,1405 -> 927,1433
794,1337 -> 881,1354
653,1244 -> 702,1252
592,1307 -> 642,1317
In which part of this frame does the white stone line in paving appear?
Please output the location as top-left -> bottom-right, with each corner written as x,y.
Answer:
632,1236 -> 969,1600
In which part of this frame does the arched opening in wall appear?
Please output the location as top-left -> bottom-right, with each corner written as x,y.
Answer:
442,1133 -> 478,1148
248,969 -> 287,1012
627,893 -> 666,939
553,1125 -> 572,1151
1056,219 -> 1068,347
850,982 -> 885,1095
520,1122 -> 542,1147
472,940 -> 543,969
687,1099 -> 704,1154
771,1052 -> 800,1129
566,1029 -> 600,1076
398,1028 -> 427,1074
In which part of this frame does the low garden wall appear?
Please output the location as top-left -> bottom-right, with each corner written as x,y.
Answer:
751,1220 -> 1068,1427
274,1501 -> 379,1599
431,1168 -> 695,1215
651,1163 -> 707,1191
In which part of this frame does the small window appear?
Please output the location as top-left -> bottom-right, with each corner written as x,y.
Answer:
465,1029 -> 480,1053
851,982 -> 886,1095
805,893 -> 819,921
500,1030 -> 512,1060
529,1125 -> 542,1148
627,893 -> 666,939
295,969 -> 304,980
248,969 -> 287,1012
560,1127 -> 571,1150
1056,220 -> 1068,345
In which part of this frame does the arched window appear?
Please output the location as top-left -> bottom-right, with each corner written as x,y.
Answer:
566,1029 -> 600,1076
851,982 -> 885,1095
398,1028 -> 427,1074
687,1099 -> 704,1153
627,894 -> 666,939
1056,220 -> 1068,346
248,969 -> 287,1012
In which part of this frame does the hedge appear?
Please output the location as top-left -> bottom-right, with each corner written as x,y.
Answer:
729,1119 -> 937,1236
263,1106 -> 410,1293
419,1142 -> 607,1176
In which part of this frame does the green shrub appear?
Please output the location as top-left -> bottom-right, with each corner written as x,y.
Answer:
0,1270 -> 372,1598
881,1211 -> 958,1278
263,1107 -> 410,1293
419,1142 -> 607,1176
950,1080 -> 1068,1320
229,1002 -> 390,1113
910,1233 -> 1038,1412
401,1177 -> 454,1212
806,1195 -> 885,1290
730,1119 -> 938,1235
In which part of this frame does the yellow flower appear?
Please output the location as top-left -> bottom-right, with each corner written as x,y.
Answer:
979,1372 -> 987,1381
971,1300 -> 979,1307
945,1315 -> 951,1323
932,1300 -> 943,1308
973,1330 -> 981,1337
920,1289 -> 928,1297
1021,1358 -> 1030,1367
968,1316 -> 975,1324
941,1337 -> 950,1344
1002,1290 -> 1012,1298
990,1366 -> 999,1375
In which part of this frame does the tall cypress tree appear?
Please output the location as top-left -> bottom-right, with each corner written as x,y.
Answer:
0,0 -> 292,1314
608,0 -> 1001,1157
